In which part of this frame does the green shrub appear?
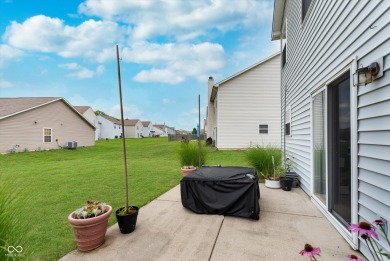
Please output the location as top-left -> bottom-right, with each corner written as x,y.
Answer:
178,141 -> 207,168
246,146 -> 282,179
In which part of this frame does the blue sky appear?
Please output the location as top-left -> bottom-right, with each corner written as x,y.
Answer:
0,0 -> 278,130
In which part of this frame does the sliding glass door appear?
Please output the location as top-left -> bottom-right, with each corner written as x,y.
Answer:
313,90 -> 326,205
328,72 -> 351,226
312,71 -> 352,228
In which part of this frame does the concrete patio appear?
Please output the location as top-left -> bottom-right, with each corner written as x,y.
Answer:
60,184 -> 364,260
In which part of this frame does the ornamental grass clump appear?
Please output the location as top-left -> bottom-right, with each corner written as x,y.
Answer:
178,141 -> 206,168
74,200 -> 108,219
246,145 -> 282,180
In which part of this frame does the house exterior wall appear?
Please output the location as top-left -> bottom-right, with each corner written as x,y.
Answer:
277,0 -> 390,256
0,100 -> 95,153
142,122 -> 152,137
82,108 -> 100,140
215,54 -> 281,149
206,77 -> 215,140
124,121 -> 143,138
150,126 -> 165,136
97,115 -> 122,139
165,126 -> 175,135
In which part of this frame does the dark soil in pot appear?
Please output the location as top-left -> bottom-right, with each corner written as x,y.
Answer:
116,206 -> 139,234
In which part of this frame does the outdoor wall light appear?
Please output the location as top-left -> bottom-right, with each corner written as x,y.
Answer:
353,59 -> 383,86
353,62 -> 379,86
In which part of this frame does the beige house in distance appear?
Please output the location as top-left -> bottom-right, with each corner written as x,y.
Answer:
206,53 -> 281,149
0,97 -> 95,153
124,119 -> 143,138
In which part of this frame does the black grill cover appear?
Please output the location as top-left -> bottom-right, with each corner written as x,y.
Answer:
180,166 -> 260,220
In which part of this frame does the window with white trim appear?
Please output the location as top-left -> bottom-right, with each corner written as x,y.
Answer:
259,124 -> 269,134
302,0 -> 313,22
43,128 -> 52,143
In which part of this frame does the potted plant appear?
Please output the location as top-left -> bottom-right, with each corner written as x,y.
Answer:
68,200 -> 112,252
115,45 -> 139,234
280,171 -> 293,191
246,146 -> 282,189
178,140 -> 206,176
284,157 -> 299,188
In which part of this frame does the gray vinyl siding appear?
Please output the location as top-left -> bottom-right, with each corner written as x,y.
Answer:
0,100 -> 95,153
280,0 -> 389,257
216,54 -> 281,149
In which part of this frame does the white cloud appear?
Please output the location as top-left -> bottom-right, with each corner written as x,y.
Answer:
59,63 -> 105,79
0,44 -> 23,67
123,42 -> 225,84
3,15 -> 124,62
162,98 -> 174,105
190,107 -> 206,115
109,104 -> 142,119
78,0 -> 273,41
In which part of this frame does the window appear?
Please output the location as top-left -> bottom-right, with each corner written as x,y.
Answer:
43,128 -> 52,143
285,107 -> 291,136
302,0 -> 312,22
259,124 -> 269,134
282,18 -> 287,68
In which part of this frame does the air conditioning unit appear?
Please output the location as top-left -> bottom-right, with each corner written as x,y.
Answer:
68,141 -> 77,149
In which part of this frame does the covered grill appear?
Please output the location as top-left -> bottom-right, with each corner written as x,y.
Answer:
180,166 -> 260,220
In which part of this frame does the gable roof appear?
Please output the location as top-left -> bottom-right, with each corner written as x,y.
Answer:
124,119 -> 140,126
0,97 -> 95,129
153,124 -> 165,131
99,114 -> 121,124
210,52 -> 280,102
0,97 -> 60,118
141,121 -> 151,127
74,106 -> 91,114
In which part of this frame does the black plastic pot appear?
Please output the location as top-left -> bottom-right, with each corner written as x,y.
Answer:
115,206 -> 139,234
280,177 -> 293,191
285,172 -> 299,188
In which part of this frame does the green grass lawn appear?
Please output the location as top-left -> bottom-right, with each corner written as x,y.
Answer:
0,138 -> 249,260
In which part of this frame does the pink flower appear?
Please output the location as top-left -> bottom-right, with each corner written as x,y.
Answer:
299,244 -> 321,260
348,222 -> 379,240
347,254 -> 363,261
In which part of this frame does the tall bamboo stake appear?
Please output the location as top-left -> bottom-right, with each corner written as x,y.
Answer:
116,45 -> 129,211
198,94 -> 202,167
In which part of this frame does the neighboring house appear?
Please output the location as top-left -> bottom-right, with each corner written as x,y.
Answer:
165,125 -> 175,135
149,125 -> 164,136
206,53 -> 281,149
74,106 -> 100,140
124,119 -> 143,138
272,0 -> 390,258
151,124 -> 175,137
97,114 -> 122,139
141,121 -> 152,137
0,97 -> 95,153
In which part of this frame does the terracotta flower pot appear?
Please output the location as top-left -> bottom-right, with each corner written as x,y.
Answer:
68,205 -> 112,252
181,167 -> 196,176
